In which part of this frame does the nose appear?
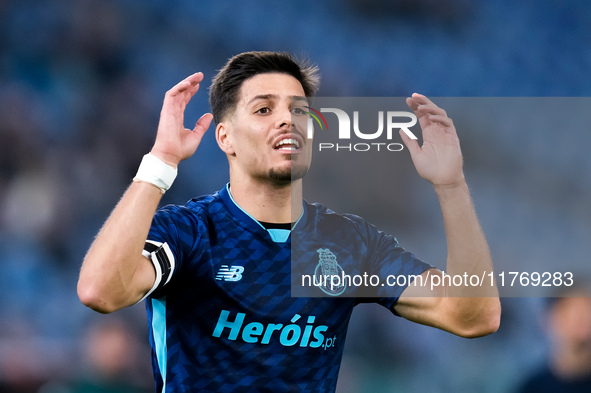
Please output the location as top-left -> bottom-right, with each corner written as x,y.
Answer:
276,106 -> 292,129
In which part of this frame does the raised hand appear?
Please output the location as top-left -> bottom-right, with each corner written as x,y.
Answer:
150,72 -> 214,168
400,93 -> 465,188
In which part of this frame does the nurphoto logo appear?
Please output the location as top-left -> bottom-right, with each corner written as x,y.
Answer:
299,98 -> 419,153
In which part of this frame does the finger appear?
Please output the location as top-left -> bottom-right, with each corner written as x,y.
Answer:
192,113 -> 213,139
407,95 -> 447,120
409,94 -> 448,115
406,96 -> 420,112
410,93 -> 433,105
170,72 -> 204,96
428,114 -> 453,128
182,72 -> 205,91
181,113 -> 213,158
415,103 -> 447,118
399,128 -> 421,155
181,72 -> 205,86
162,74 -> 205,117
406,93 -> 431,112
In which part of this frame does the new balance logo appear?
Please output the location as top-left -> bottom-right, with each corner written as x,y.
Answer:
215,265 -> 245,282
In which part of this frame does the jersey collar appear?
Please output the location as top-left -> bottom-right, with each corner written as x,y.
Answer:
220,183 -> 308,235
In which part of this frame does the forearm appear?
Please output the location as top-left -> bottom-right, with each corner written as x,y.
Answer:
398,95 -> 500,336
436,181 -> 493,281
78,181 -> 162,312
435,180 -> 500,334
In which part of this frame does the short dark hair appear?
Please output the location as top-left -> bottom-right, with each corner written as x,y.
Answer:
209,51 -> 320,124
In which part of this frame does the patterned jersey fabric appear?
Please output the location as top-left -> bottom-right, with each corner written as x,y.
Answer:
143,184 -> 432,392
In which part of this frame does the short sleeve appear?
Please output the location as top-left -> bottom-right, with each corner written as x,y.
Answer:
141,204 -> 199,299
351,216 -> 433,313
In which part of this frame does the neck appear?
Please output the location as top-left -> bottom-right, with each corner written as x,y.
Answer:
228,174 -> 303,224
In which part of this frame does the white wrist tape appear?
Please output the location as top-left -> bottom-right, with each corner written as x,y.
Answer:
133,153 -> 178,193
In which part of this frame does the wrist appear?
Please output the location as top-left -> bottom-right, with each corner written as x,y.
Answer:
149,149 -> 180,169
133,153 -> 178,194
433,178 -> 468,197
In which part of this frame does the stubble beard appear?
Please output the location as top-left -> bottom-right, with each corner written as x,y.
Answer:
268,157 -> 309,183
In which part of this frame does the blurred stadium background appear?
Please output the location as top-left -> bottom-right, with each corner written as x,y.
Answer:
1,0 -> 590,392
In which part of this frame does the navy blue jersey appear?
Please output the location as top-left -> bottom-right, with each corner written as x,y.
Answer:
143,185 -> 431,393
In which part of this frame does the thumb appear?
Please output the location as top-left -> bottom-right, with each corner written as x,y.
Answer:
193,113 -> 213,139
399,128 -> 420,156
192,113 -> 213,143
183,113 -> 213,157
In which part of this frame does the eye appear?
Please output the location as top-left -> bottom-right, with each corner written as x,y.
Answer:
291,107 -> 307,116
255,107 -> 270,115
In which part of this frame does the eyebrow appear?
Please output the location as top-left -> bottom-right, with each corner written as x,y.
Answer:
246,94 -> 309,106
247,94 -> 277,106
292,96 -> 309,104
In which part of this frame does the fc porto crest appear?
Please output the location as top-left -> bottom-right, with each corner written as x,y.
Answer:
314,248 -> 346,296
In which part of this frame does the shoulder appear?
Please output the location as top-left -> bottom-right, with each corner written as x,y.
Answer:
160,191 -> 222,215
304,201 -> 388,243
153,191 -> 224,229
306,201 -> 356,226
306,201 -> 365,224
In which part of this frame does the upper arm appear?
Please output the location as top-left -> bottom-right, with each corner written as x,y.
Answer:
78,254 -> 156,314
117,238 -> 177,309
138,240 -> 177,300
113,231 -> 179,310
130,254 -> 158,305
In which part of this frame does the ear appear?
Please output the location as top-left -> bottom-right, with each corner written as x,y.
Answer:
216,122 -> 235,155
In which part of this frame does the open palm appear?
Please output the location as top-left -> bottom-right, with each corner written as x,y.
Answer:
151,72 -> 213,167
400,94 -> 464,188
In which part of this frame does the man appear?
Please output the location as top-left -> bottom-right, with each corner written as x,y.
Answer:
78,51 -> 500,392
518,289 -> 591,393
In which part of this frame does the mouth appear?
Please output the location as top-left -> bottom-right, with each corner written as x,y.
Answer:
274,137 -> 300,151
273,135 -> 303,152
